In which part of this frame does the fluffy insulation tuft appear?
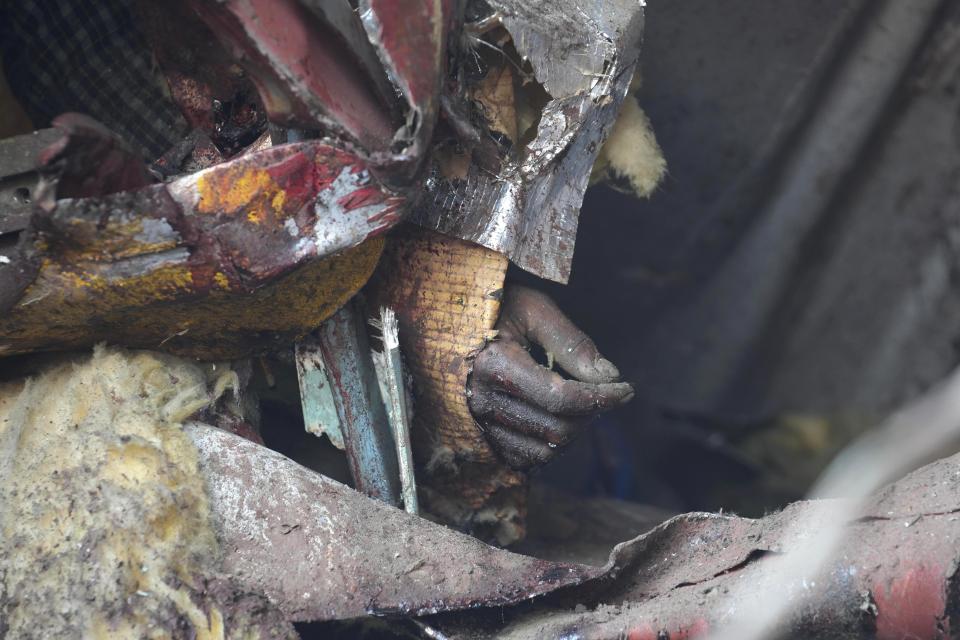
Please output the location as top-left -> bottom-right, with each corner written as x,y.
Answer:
592,75 -> 667,199
0,345 -> 291,639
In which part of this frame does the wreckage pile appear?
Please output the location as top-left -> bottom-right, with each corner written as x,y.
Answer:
1,1 -> 959,639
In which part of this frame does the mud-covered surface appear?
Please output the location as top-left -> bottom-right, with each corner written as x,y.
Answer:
189,423 -> 598,622
514,484 -> 673,567
423,453 -> 960,639
184,413 -> 960,639
5,348 -> 960,639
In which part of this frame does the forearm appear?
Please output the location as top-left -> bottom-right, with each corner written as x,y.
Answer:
366,225 -> 528,544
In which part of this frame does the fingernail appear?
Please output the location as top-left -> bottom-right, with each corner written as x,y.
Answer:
595,357 -> 620,379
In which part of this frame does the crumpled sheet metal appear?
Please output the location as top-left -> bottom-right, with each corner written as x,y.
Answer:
413,0 -> 645,283
189,0 -> 449,186
189,420 -> 960,637
0,139 -> 402,359
435,453 -> 960,639
187,423 -> 598,622
356,0 -> 451,155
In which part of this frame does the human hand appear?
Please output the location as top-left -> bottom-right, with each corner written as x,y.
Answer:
468,285 -> 634,470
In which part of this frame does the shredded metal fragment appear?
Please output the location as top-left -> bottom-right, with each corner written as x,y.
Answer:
372,306 -> 419,514
412,0 -> 645,282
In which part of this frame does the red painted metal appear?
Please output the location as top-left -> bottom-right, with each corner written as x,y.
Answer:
190,0 -> 395,153
187,0 -> 451,186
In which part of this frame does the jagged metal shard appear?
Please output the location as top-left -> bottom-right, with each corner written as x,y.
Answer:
189,0 -> 449,187
412,0 -> 645,283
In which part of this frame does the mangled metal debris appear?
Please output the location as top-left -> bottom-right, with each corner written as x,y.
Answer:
0,119 -> 402,359
414,0 -> 645,283
6,347 -> 957,638
187,0 -> 449,187
0,0 -> 687,637
295,303 -> 418,512
302,301 -> 401,505
2,0 -> 960,632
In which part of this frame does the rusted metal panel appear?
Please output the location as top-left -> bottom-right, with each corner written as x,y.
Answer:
0,138 -> 404,359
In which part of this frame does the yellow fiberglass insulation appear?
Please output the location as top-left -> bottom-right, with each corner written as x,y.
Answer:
0,346 -> 293,640
592,74 -> 667,199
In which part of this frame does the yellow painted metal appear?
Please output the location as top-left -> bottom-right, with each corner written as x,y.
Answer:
0,237 -> 383,360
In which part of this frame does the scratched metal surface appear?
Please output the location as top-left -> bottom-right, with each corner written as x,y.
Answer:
62,140 -> 403,289
434,453 -> 960,639
412,0 -> 645,283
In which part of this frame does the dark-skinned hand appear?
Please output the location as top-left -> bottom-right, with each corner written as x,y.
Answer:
468,285 -> 634,470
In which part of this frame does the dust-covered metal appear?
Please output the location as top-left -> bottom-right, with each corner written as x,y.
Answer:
412,0 -> 645,283
0,135 -> 404,358
433,452 -> 960,639
187,419 -> 960,637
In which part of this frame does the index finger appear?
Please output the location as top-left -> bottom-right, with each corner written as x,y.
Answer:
474,340 -> 634,415
501,286 -> 622,384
